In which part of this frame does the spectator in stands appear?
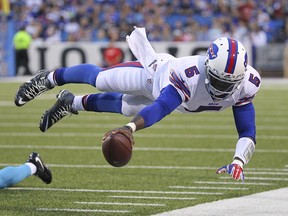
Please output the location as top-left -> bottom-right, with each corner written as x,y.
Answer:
249,21 -> 268,68
207,19 -> 223,41
13,26 -> 32,76
250,22 -> 268,47
45,24 -> 61,43
9,0 -> 287,44
93,29 -> 109,42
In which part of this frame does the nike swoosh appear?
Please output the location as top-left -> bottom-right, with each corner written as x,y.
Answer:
35,157 -> 44,171
17,98 -> 26,105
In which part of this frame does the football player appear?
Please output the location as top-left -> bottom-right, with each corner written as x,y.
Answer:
14,27 -> 261,181
0,152 -> 52,188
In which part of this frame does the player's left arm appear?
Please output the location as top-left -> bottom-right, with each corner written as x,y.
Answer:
217,66 -> 261,182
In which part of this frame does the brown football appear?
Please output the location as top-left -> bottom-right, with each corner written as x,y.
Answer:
102,133 -> 133,167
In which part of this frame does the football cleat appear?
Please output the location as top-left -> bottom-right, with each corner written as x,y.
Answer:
39,90 -> 78,132
27,152 -> 52,184
14,69 -> 54,106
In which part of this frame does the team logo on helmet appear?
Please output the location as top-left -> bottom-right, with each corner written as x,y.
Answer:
207,43 -> 218,60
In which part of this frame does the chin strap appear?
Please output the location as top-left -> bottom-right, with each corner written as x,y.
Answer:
233,137 -> 255,165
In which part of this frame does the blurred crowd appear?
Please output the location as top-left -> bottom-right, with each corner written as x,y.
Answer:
9,0 -> 288,46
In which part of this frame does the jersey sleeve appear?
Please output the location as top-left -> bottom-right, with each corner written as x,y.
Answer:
235,65 -> 261,106
233,102 -> 256,143
138,84 -> 182,128
165,58 -> 201,103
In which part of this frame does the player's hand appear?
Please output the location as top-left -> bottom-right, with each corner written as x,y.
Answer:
216,160 -> 245,182
102,126 -> 135,146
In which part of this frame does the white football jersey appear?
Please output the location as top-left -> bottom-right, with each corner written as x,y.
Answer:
152,54 -> 261,113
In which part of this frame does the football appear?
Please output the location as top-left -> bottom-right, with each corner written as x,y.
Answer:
102,133 -> 133,167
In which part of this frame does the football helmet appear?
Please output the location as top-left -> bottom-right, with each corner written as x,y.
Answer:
205,37 -> 248,100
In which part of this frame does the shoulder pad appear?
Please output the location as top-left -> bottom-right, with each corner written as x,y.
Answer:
236,65 -> 261,106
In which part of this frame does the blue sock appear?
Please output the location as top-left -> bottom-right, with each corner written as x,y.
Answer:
0,164 -> 31,189
83,92 -> 123,114
54,63 -> 102,86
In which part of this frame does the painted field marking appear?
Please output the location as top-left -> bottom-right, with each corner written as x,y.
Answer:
0,163 -> 216,170
0,163 -> 287,173
1,144 -> 288,154
2,112 -> 287,124
169,186 -> 249,191
194,181 -> 273,186
1,122 -> 288,131
0,132 -> 288,140
37,208 -> 129,213
246,171 -> 288,176
75,201 -> 165,207
7,187 -> 223,195
109,195 -> 196,200
247,167 -> 288,172
220,176 -> 288,181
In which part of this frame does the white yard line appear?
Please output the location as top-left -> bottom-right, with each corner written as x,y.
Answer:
152,187 -> 288,216
37,208 -> 130,213
75,201 -> 165,207
169,186 -> 249,190
0,163 -> 287,173
1,112 -> 287,121
7,187 -> 223,195
0,132 -> 288,140
220,176 -> 288,181
109,195 -> 197,200
194,181 -> 273,186
1,122 -> 288,130
246,171 -> 288,175
1,144 -> 288,154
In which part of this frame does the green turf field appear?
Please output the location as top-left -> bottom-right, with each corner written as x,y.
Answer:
0,80 -> 287,216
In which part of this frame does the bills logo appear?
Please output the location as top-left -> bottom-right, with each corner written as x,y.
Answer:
207,43 -> 218,60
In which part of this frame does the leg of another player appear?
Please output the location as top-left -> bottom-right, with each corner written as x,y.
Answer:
0,163 -> 35,189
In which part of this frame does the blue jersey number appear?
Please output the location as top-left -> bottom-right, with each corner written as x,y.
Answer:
249,73 -> 260,87
185,66 -> 200,78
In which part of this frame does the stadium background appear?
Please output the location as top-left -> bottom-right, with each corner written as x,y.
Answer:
0,0 -> 287,77
0,1 -> 288,215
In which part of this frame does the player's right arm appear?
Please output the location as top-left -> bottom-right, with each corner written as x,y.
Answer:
107,61 -> 199,133
126,84 -> 183,132
102,84 -> 183,139
126,64 -> 197,132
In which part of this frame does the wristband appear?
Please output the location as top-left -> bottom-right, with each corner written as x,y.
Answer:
233,137 -> 255,165
126,122 -> 136,132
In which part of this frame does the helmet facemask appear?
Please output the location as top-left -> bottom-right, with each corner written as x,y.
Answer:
205,63 -> 243,100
